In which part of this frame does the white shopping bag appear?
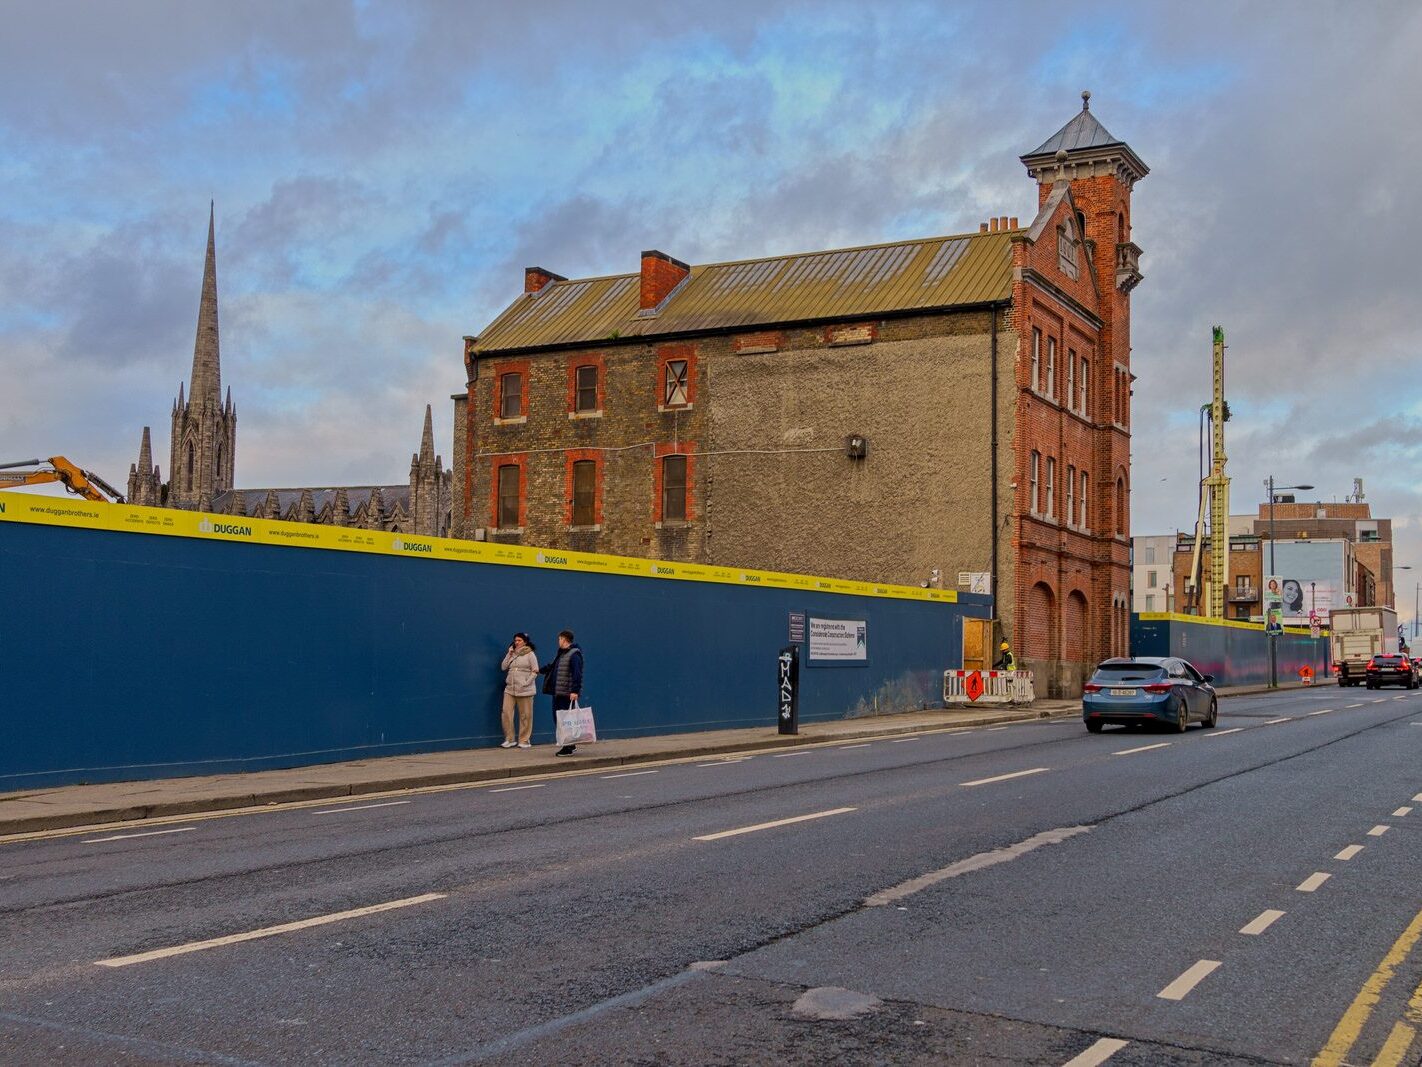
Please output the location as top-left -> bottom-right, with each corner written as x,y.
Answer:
555,701 -> 597,747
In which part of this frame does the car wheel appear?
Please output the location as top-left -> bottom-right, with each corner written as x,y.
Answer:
1176,700 -> 1189,732
1086,720 -> 1103,734
1203,699 -> 1218,728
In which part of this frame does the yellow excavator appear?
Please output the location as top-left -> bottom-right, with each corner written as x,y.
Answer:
0,456 -> 126,503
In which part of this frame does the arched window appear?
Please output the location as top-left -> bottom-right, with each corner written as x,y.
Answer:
1117,211 -> 1125,241
1115,476 -> 1127,536
215,442 -> 222,481
185,441 -> 194,492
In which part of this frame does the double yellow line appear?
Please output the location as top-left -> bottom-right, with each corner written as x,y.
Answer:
1312,903 -> 1422,1066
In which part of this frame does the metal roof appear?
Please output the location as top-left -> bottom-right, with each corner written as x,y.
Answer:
473,228 -> 1017,354
1025,107 -> 1123,157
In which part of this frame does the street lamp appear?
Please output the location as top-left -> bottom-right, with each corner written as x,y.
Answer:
1264,476 -> 1314,687
1392,564 -> 1415,646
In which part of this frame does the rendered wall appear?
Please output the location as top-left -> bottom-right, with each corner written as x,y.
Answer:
1131,613 -> 1329,688
0,507 -> 988,791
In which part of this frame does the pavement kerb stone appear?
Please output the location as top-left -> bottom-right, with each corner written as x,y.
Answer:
0,707 -> 1048,837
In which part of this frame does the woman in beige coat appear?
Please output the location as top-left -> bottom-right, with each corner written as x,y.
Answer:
500,633 -> 539,749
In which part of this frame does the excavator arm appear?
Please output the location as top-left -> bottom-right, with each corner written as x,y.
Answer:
0,457 -> 126,503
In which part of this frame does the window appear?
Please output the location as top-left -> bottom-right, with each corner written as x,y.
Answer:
497,463 -> 520,528
499,372 -> 523,419
1080,471 -> 1089,532
1029,451 -> 1040,514
663,359 -> 689,407
1236,575 -> 1251,591
574,365 -> 599,413
1031,329 -> 1041,390
661,454 -> 688,522
1057,224 -> 1078,279
1066,465 -> 1076,525
1147,570 -> 1158,588
571,460 -> 597,526
1080,357 -> 1090,418
1045,457 -> 1056,518
1115,476 -> 1127,536
1067,352 -> 1076,411
1145,594 -> 1157,612
185,441 -> 194,491
1046,338 -> 1057,400
1140,545 -> 1155,564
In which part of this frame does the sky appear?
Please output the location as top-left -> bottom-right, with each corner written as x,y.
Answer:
2,1 -> 1420,622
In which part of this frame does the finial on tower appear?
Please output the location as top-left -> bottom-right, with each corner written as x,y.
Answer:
1081,89 -> 1091,111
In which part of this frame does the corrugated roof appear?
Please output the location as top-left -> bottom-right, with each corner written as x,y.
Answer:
474,228 -> 1016,353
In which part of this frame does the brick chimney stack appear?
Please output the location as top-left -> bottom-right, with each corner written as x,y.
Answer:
639,249 -> 690,311
524,266 -> 565,294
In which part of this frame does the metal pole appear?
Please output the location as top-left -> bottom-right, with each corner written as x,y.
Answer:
1268,475 -> 1277,688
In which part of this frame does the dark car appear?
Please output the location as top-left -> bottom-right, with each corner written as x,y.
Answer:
1082,657 -> 1219,733
1364,654 -> 1419,689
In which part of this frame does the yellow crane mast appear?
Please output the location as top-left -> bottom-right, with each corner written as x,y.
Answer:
1186,327 -> 1230,617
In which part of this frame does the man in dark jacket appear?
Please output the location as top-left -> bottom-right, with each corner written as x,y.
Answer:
541,630 -> 584,755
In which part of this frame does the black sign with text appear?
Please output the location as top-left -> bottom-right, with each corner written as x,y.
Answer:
777,644 -> 800,735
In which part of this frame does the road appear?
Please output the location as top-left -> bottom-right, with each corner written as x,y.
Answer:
3,685 -> 1422,1065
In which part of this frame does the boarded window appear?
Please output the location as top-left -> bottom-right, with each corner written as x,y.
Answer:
572,459 -> 596,526
575,365 -> 598,413
661,454 -> 688,522
663,359 -> 689,407
497,464 -> 520,528
499,373 -> 523,419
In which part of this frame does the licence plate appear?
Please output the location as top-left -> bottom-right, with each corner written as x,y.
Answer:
1110,688 -> 1137,697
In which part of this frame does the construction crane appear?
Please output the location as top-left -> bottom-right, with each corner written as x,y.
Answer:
0,456 -> 126,503
1185,327 -> 1230,617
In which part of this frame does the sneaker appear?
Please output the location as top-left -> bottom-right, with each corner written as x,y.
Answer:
500,741 -> 516,749
556,745 -> 576,756
517,742 -> 531,749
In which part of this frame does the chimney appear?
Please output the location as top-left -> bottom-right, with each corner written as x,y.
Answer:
524,266 -> 565,294
979,222 -> 989,233
1009,217 -> 1018,228
639,249 -> 690,311
998,215 -> 1009,230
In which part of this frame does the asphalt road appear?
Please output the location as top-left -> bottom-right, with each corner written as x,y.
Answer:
3,685 -> 1422,1066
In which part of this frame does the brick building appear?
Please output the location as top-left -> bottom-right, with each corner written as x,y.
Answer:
1248,499 -> 1394,609
452,94 -> 1146,694
128,207 -> 452,535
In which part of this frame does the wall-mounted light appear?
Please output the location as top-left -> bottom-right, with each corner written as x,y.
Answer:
845,433 -> 868,460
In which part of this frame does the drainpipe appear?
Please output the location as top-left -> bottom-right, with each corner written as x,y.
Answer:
990,303 -> 1001,616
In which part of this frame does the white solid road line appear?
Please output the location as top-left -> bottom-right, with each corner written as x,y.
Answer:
694,807 -> 856,842
600,770 -> 659,780
1393,807 -> 1413,817
1206,727 -> 1244,736
1297,872 -> 1332,892
489,784 -> 546,793
1336,845 -> 1365,861
1240,909 -> 1286,936
1157,959 -> 1222,1001
1369,825 -> 1391,837
1061,1037 -> 1130,1067
312,801 -> 411,815
1264,717 -> 1292,724
960,768 -> 1049,787
1112,743 -> 1172,756
95,892 -> 447,968
81,827 -> 196,844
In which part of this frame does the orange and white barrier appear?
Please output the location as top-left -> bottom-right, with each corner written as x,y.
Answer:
944,669 -> 1036,705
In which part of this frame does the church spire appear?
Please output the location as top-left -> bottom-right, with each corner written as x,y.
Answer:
419,404 -> 435,464
188,202 -> 221,409
137,425 -> 153,472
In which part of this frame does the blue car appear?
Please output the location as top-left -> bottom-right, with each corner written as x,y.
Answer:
1082,657 -> 1219,734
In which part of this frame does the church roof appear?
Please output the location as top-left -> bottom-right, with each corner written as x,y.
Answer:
474,228 -> 1017,354
212,485 -> 409,518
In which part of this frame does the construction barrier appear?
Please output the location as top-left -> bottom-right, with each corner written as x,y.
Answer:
944,669 -> 1036,705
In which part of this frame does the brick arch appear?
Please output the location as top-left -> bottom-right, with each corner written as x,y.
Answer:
1027,581 -> 1057,662
1064,590 -> 1089,661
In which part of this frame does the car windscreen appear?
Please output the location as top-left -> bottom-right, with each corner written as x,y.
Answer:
1090,663 -> 1166,683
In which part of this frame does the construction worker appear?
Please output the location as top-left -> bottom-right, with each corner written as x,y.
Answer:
995,640 -> 1016,672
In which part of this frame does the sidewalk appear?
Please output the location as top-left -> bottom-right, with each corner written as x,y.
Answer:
0,704 -> 1070,837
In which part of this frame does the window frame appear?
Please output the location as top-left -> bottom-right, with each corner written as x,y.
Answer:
663,358 -> 690,408
574,365 -> 599,414
1045,456 -> 1056,519
1080,471 -> 1090,532
1046,337 -> 1057,401
1066,464 -> 1076,526
1031,328 -> 1041,392
661,454 -> 688,523
496,462 -> 522,530
571,459 -> 597,527
1029,450 -> 1041,515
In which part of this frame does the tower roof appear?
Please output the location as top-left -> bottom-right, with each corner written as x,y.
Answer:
1020,91 -> 1148,183
137,426 -> 153,471
188,202 -> 222,408
419,404 -> 435,464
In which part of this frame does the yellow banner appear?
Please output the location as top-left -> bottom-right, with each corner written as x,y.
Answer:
0,490 -> 959,605
1135,610 -> 1320,637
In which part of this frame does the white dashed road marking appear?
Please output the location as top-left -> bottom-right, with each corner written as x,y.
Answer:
490,784 -> 546,793
1369,825 -> 1391,837
312,801 -> 411,815
836,743 -> 873,750
960,768 -> 1049,787
600,770 -> 659,780
1347,703 -> 1365,708
1264,717 -> 1292,724
1061,1037 -> 1130,1067
1297,872 -> 1331,892
889,737 -> 922,743
1206,727 -> 1244,736
1394,807 -> 1413,817
82,827 -> 196,844
1307,709 -> 1334,716
694,807 -> 856,842
1112,743 -> 1172,756
1336,845 -> 1365,861
771,751 -> 814,758
95,893 -> 447,967
1157,960 -> 1222,1000
1240,909 -> 1286,936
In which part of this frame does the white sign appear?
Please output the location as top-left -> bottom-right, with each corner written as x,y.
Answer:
959,571 -> 992,595
809,617 -> 867,662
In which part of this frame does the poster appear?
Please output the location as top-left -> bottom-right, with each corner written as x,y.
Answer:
1266,576 -> 1346,623
808,617 -> 868,663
